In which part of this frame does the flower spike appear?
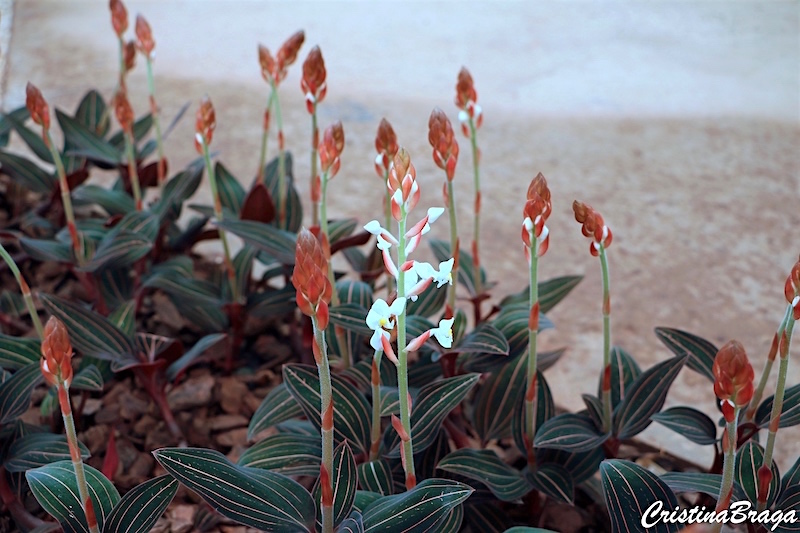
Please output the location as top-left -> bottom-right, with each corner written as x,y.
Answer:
713,340 -> 754,422
109,0 -> 128,38
455,67 -> 483,135
292,229 -> 333,328
301,45 -> 327,113
573,200 -> 612,256
194,96 -> 216,154
40,317 -> 74,388
134,14 -> 155,57
375,118 -> 399,177
319,121 -> 345,178
428,108 -> 459,181
25,82 -> 50,131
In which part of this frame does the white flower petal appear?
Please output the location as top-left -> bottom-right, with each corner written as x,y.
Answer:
370,329 -> 389,351
364,220 -> 383,235
427,207 -> 445,224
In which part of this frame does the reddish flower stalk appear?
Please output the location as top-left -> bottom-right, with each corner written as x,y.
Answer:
428,108 -> 460,317
374,119 -> 399,295
711,341 -> 753,527
521,173 -> 551,467
455,67 -> 485,297
302,45 -> 327,227
114,90 -> 142,210
257,30 -> 305,229
317,122 -> 351,367
757,258 -> 799,511
26,83 -> 82,265
573,200 -> 614,431
40,317 -> 100,533
292,229 -> 335,533
195,98 -> 239,315
135,14 -> 166,184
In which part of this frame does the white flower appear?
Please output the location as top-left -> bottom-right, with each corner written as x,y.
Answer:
364,220 -> 399,251
431,317 -> 455,349
366,298 -> 406,350
413,258 -> 454,288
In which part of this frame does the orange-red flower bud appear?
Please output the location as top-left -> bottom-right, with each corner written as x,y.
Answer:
258,44 -> 276,84
194,97 -> 216,153
25,82 -> 50,131
134,14 -> 155,57
40,317 -> 74,388
109,0 -> 128,37
301,45 -> 326,112
277,30 -> 305,76
573,200 -> 612,254
114,91 -> 134,133
292,229 -> 332,320
527,173 -> 551,220
455,67 -> 477,110
319,121 -> 344,177
387,148 -> 420,218
713,340 -> 754,420
428,108 -> 459,181
123,40 -> 137,73
375,118 -> 398,165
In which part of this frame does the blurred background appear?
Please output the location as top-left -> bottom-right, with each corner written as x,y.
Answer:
1,1 -> 798,469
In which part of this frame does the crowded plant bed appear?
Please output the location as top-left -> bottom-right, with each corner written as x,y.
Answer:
0,2 -> 798,532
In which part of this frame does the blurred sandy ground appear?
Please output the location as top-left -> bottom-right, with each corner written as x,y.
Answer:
1,1 -> 799,470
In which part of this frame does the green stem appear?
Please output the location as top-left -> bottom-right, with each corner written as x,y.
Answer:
59,385 -> 99,533
0,244 -> 43,339
258,90 -> 275,182
124,132 -> 142,211
370,348 -> 383,461
446,180 -> 459,314
759,316 -> 795,512
713,406 -> 740,533
201,140 -> 239,303
599,244 -> 612,432
311,317 -> 334,533
144,57 -> 165,183
271,81 -> 287,227
45,131 -> 82,266
310,107 -> 319,227
396,213 -> 416,488
747,306 -> 791,421
469,119 -> 481,296
525,232 -> 539,466
383,168 -> 394,296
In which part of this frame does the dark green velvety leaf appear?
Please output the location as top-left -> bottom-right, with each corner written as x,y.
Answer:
652,406 -> 717,445
283,364 -> 372,455
782,456 -> 800,495
535,446 -> 605,485
500,275 -> 583,314
757,383 -> 800,429
0,107 -> 30,146
660,472 -> 747,501
5,112 -> 53,163
102,475 -> 178,533
72,184 -> 134,215
81,231 -> 152,272
56,109 -> 121,165
247,383 -> 304,440
215,162 -> 246,214
0,363 -> 43,424
0,333 -> 40,369
654,327 -> 716,382
451,322 -> 509,356
329,303 -> 372,336
534,413 -> 609,453
361,478 -> 473,533
379,386 -> 400,417
26,460 -> 120,532
437,449 -> 531,502
437,504 -> 464,533
152,164 -> 203,222
512,370 -> 556,457
492,303 -> 554,362
357,459 -> 393,496
40,294 -> 135,361
112,211 -> 159,242
262,152 -> 302,232
406,279 -> 446,318
97,268 -> 135,311
338,511 -> 365,533
313,441 -> 357,528
328,218 -> 358,244
0,151 -> 55,193
526,463 -> 574,504
353,490 -> 382,513
613,355 -> 687,439
153,447 -> 315,532
473,352 -> 528,443
774,485 -> 800,533
71,364 -> 104,392
165,333 -> 227,382
216,218 -> 296,265
735,441 -> 781,508
582,394 -> 604,430
238,434 -> 321,477
600,459 -> 680,533
599,346 -> 641,409
5,433 -> 90,472
19,237 -> 73,263
385,374 -> 480,458
232,245 -> 258,299
248,286 -> 297,318
464,503 -> 514,533
74,90 -> 109,137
